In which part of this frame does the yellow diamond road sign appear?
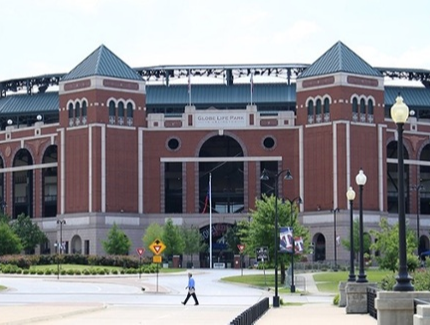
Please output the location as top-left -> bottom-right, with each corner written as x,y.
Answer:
150,238 -> 166,255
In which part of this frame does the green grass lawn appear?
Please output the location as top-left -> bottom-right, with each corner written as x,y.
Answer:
313,269 -> 391,292
0,285 -> 6,291
222,269 -> 392,293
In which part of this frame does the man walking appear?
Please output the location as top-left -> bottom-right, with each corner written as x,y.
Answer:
181,273 -> 199,305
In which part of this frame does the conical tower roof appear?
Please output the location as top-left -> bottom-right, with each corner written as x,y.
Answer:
62,45 -> 141,81
298,41 -> 382,79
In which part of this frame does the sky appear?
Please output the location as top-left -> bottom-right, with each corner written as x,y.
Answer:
1,0 -> 429,84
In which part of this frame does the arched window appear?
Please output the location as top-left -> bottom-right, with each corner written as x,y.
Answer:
68,103 -> 74,119
307,100 -> 314,116
126,103 -> 133,118
109,101 -> 115,117
323,98 -> 330,114
82,101 -> 87,117
352,98 -> 358,113
360,98 -> 366,114
368,99 -> 374,115
75,102 -> 81,118
316,99 -> 322,115
118,102 -> 124,117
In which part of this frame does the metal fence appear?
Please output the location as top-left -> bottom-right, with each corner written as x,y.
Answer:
367,286 -> 380,319
229,297 -> 270,325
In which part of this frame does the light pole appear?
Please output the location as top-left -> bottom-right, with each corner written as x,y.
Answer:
346,187 -> 356,282
355,169 -> 367,283
391,95 -> 414,291
330,207 -> 340,271
261,168 -> 293,307
57,219 -> 66,279
286,196 -> 302,293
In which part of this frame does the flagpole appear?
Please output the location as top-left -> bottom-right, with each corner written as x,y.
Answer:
209,173 -> 212,269
250,71 -> 254,106
188,70 -> 192,106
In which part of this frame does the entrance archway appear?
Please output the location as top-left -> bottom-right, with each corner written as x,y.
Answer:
198,135 -> 244,214
313,233 -> 326,262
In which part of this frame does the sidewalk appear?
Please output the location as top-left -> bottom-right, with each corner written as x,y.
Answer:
256,272 -> 376,324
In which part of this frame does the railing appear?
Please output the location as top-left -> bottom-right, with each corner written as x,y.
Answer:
229,297 -> 269,325
414,298 -> 430,314
367,286 -> 380,319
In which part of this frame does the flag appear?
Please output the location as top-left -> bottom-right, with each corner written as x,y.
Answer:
336,235 -> 341,245
201,192 -> 209,213
279,227 -> 293,252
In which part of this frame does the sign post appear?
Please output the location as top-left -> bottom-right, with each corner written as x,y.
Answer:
237,244 -> 245,276
149,239 -> 167,292
136,248 -> 145,279
256,246 -> 269,285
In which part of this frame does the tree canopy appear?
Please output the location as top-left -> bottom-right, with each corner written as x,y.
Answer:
10,213 -> 47,254
370,218 -> 417,272
0,222 -> 22,255
102,223 -> 132,255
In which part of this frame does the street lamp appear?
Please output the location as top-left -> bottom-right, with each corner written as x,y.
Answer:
286,196 -> 302,293
330,207 -> 340,271
346,187 -> 356,282
261,168 -> 293,307
355,169 -> 367,283
56,219 -> 66,279
391,95 -> 414,291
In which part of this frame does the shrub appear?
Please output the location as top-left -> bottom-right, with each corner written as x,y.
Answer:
381,273 -> 396,290
37,270 -> 44,275
45,269 -> 53,275
67,269 -> 75,275
74,270 -> 82,275
413,268 -> 430,291
333,293 -> 340,306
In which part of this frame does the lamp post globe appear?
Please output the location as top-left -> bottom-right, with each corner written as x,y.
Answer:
390,95 -> 414,292
346,186 -> 356,282
355,169 -> 367,283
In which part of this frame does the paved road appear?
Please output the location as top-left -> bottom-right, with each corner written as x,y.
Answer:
0,270 -> 376,325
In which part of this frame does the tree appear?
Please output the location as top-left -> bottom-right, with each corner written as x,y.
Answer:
162,218 -> 185,258
370,218 -> 417,272
244,194 -> 310,284
182,225 -> 203,267
142,223 -> 163,251
0,222 -> 22,255
102,223 -> 132,255
225,221 -> 249,254
10,213 -> 47,254
341,218 -> 372,262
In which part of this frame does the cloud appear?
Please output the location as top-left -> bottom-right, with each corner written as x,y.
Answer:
273,20 -> 320,44
358,45 -> 430,69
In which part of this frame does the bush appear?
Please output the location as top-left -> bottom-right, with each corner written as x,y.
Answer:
333,293 -> 340,306
381,273 -> 396,290
413,268 -> 430,291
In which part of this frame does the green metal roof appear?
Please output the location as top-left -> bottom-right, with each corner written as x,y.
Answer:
385,86 -> 430,107
0,92 -> 58,115
62,45 -> 142,81
146,83 -> 296,106
298,41 -> 382,79
1,84 -> 429,117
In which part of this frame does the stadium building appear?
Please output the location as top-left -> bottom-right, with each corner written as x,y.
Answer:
1,41 -> 430,267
